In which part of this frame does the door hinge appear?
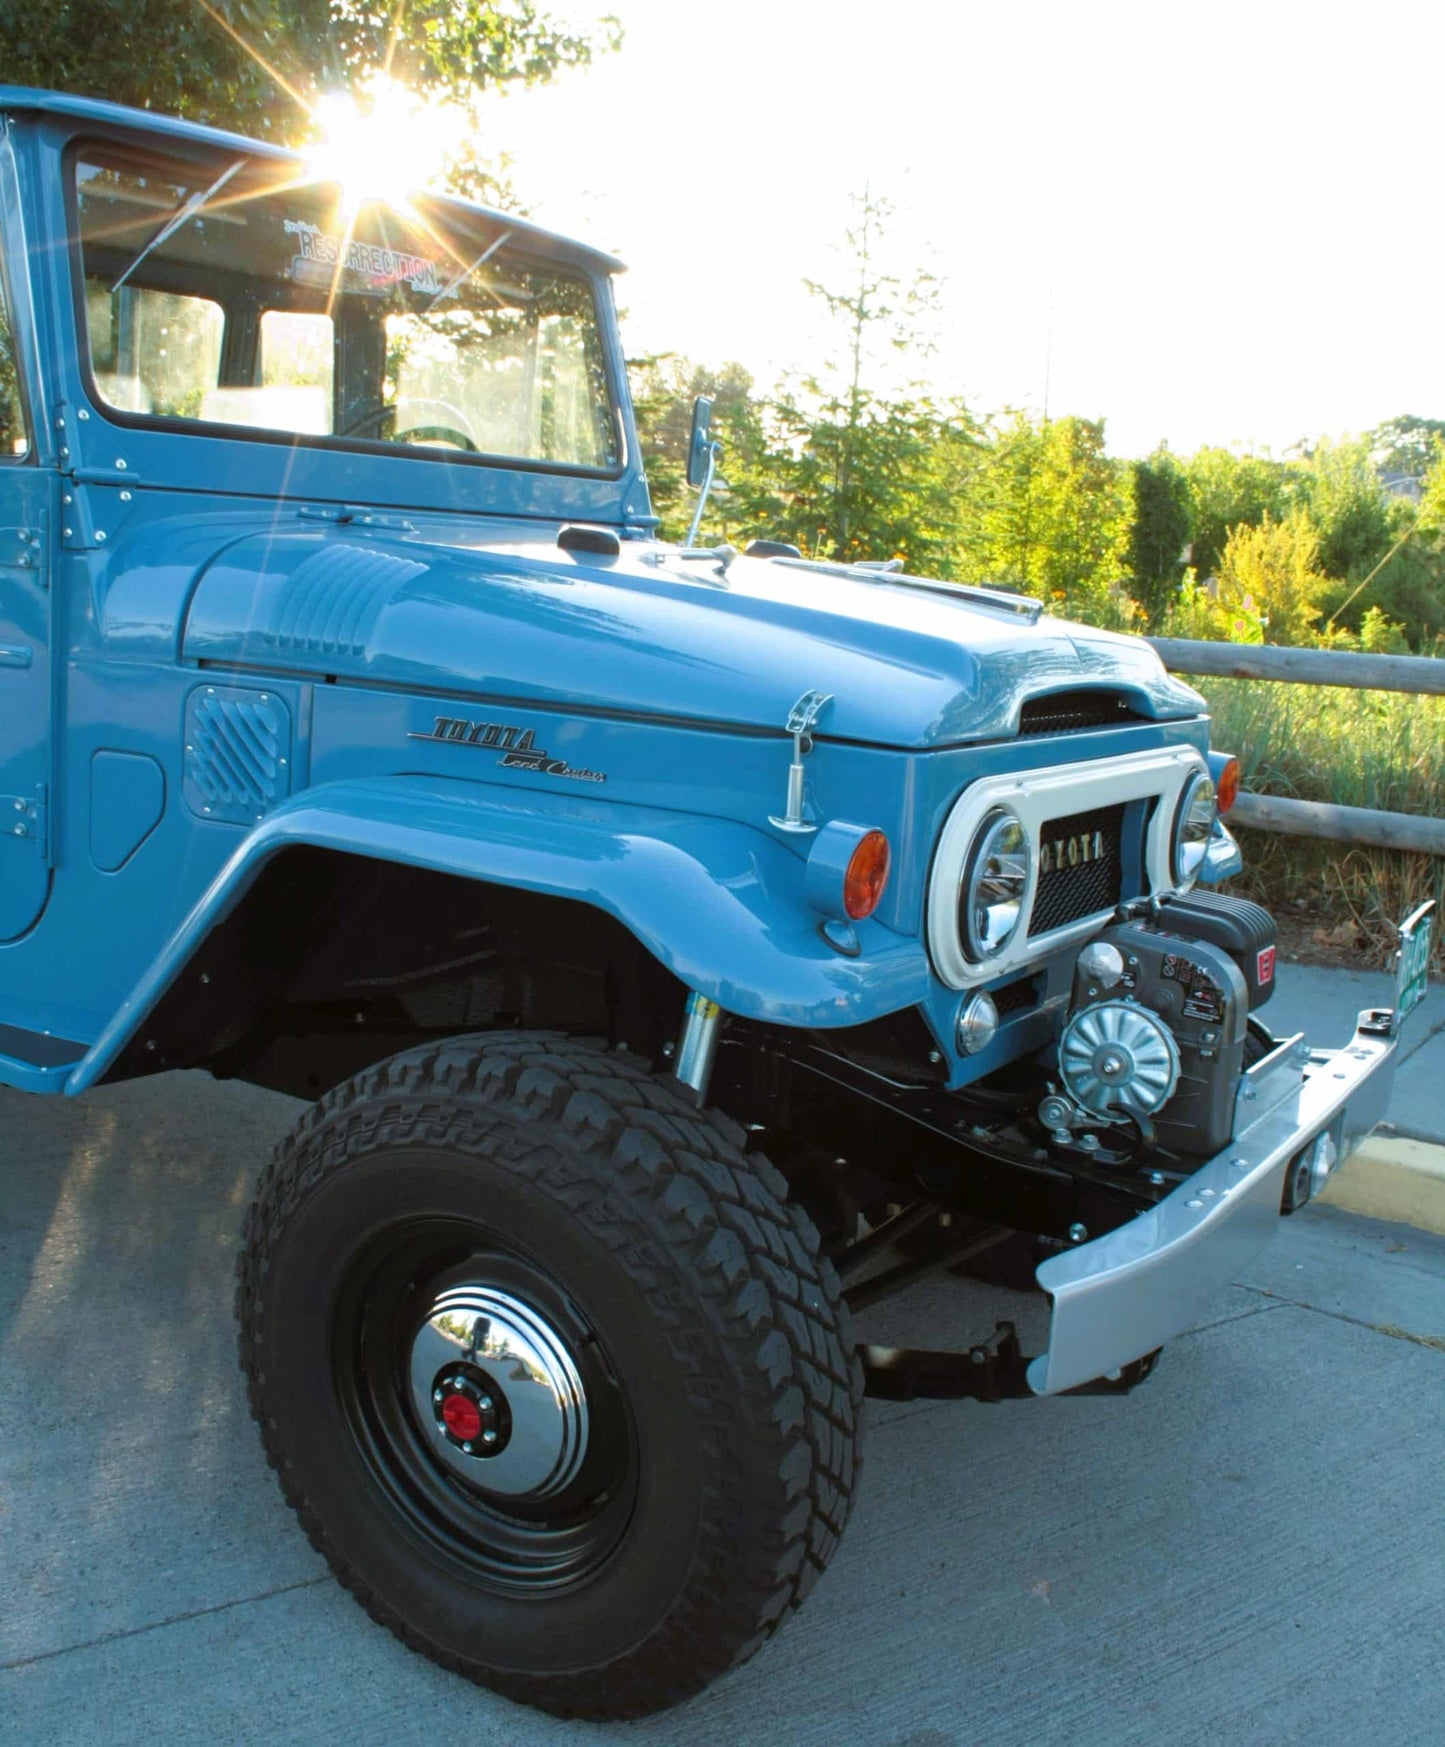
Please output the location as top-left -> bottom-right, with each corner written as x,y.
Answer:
1,524 -> 45,581
3,785 -> 48,854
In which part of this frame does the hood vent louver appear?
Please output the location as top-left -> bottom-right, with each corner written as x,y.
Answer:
1017,691 -> 1147,737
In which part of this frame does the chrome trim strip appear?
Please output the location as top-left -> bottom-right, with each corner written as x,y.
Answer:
927,746 -> 1208,990
1027,1005 -> 1408,1395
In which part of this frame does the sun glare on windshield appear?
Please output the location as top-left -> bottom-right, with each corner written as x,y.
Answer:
305,80 -> 457,217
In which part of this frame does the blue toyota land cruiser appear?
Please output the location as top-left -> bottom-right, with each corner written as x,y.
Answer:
0,87 -> 1430,1719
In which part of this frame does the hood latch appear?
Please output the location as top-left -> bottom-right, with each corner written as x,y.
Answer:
769,689 -> 832,834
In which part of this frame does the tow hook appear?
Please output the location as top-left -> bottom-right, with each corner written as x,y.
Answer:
1281,1129 -> 1339,1213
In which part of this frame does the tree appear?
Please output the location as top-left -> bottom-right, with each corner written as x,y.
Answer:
1297,435 -> 1393,584
965,412 -> 1132,624
1128,450 -> 1192,625
628,354 -> 773,543
1305,438 -> 1445,647
760,188 -> 983,572
1182,446 -> 1294,579
768,389 -> 978,572
0,1 -> 619,153
1368,414 -> 1445,480
1418,443 -> 1445,537
1216,513 -> 1332,646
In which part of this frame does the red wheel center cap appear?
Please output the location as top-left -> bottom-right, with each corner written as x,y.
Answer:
441,1392 -> 483,1442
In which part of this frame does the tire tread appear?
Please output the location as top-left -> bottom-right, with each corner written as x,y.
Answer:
237,1032 -> 862,1720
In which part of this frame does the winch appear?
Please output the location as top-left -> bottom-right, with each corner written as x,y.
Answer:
1049,893 -> 1275,1156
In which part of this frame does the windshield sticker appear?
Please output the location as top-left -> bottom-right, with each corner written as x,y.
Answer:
284,219 -> 443,297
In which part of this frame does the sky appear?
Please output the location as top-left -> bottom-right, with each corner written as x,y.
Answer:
471,0 -> 1445,460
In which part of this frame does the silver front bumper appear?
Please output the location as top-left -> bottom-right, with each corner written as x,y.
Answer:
1027,1004 -> 1414,1396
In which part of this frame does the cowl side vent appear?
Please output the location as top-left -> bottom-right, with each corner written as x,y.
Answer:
183,685 -> 293,825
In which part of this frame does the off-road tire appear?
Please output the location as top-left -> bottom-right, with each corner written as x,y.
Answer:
237,1032 -> 863,1719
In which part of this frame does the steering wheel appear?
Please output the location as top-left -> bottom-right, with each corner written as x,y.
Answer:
394,423 -> 478,452
340,399 -> 479,453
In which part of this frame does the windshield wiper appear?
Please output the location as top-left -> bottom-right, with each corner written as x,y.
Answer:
424,227 -> 513,314
111,156 -> 249,292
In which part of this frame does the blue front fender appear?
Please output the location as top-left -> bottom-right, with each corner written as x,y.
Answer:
68,776 -> 931,1093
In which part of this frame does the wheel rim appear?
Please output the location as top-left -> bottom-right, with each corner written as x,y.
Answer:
334,1219 -> 635,1593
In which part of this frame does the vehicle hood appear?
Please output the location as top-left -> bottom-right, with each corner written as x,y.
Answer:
181,527 -> 1203,749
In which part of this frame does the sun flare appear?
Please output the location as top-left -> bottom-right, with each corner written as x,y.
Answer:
305,79 -> 459,216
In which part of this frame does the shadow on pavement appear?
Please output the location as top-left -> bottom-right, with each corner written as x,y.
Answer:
0,1073 -> 308,1666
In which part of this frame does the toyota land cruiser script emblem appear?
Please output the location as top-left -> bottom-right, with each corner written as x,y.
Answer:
411,716 -> 606,783
1039,829 -> 1105,874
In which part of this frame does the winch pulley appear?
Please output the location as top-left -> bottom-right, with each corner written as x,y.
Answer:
1058,998 -> 1181,1122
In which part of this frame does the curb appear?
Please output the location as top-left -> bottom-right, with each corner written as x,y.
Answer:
1319,1136 -> 1445,1237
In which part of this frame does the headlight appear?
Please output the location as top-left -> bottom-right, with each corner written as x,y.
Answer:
1172,771 -> 1217,884
961,808 -> 1032,960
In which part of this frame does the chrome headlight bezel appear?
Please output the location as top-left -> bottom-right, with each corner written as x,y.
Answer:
926,747 -> 1210,992
959,806 -> 1033,962
1171,770 -> 1217,886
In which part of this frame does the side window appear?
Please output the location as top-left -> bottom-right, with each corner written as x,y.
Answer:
86,281 -> 223,419
0,251 -> 28,457
257,309 -> 334,435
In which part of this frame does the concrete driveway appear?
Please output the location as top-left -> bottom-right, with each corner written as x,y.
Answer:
2,1026 -> 1443,1744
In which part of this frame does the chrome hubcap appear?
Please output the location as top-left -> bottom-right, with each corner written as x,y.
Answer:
408,1285 -> 589,1500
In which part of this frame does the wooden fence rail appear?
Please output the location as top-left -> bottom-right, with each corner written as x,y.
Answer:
1141,637 -> 1445,856
1144,636 -> 1445,698
1229,793 -> 1445,857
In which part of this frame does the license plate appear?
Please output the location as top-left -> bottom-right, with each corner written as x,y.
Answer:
1395,901 -> 1434,1024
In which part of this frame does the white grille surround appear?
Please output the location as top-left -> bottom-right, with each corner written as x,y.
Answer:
926,747 -> 1210,991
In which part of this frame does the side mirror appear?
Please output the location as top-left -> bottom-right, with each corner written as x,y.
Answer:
686,396 -> 715,488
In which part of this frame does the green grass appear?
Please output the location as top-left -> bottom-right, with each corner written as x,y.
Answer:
1199,678 -> 1445,970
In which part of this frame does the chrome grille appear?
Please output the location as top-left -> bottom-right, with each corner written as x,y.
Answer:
1028,804 -> 1125,937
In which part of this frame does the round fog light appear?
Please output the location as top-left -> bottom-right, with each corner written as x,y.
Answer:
957,991 -> 1000,1056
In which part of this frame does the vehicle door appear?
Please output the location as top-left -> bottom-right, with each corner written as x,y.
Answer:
0,179 -> 53,941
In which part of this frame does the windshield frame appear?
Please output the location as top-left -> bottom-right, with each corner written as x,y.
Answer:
63,136 -> 630,483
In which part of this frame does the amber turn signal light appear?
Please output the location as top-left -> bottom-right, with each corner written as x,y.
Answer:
1214,756 -> 1241,816
842,830 -> 891,920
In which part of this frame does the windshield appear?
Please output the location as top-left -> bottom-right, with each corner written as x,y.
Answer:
73,150 -> 621,471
